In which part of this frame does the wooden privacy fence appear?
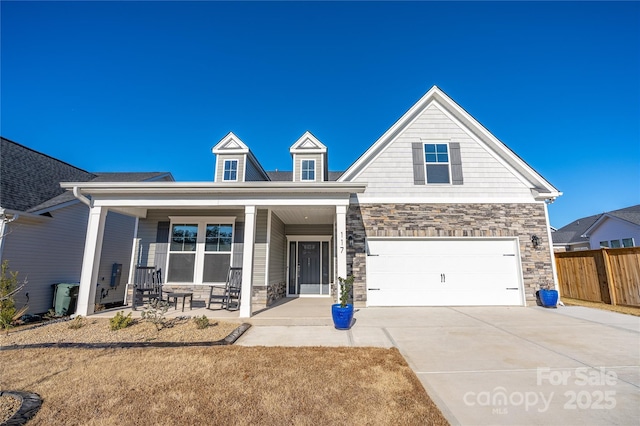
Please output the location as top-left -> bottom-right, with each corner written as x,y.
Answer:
555,247 -> 640,307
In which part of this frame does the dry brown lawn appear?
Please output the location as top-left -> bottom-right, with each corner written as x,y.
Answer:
562,297 -> 640,317
0,318 -> 448,425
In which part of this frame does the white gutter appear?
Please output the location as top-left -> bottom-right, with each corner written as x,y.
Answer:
72,186 -> 92,207
61,181 -> 367,195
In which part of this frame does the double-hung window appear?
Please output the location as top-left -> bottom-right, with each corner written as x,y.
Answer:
301,159 -> 315,181
167,217 -> 235,284
424,143 -> 450,184
223,160 -> 238,181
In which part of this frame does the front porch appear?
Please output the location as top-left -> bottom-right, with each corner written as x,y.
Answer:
92,297 -> 335,325
62,181 -> 366,318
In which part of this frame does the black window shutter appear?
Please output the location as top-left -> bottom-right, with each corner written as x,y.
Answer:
411,142 -> 426,185
450,142 -> 464,185
155,221 -> 170,275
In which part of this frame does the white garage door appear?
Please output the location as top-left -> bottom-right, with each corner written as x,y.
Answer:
366,238 -> 523,306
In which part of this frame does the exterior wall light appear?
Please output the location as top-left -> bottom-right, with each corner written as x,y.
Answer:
531,235 -> 540,249
348,234 -> 354,248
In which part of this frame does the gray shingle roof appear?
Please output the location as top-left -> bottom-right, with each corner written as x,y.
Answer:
608,204 -> 640,226
552,214 -> 601,245
1,137 -> 172,213
1,137 -> 96,212
552,204 -> 640,245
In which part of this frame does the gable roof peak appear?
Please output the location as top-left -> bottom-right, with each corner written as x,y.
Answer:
290,131 -> 327,154
212,131 -> 249,154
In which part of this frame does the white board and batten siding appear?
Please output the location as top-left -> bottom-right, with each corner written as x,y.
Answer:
354,103 -> 533,200
366,238 -> 524,307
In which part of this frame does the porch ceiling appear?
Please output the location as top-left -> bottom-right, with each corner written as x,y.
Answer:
271,206 -> 335,225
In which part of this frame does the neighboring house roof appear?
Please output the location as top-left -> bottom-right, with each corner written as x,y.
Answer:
1,137 -> 96,212
551,214 -> 600,246
1,137 -> 174,214
552,205 -> 640,246
337,86 -> 561,201
266,171 -> 344,182
581,204 -> 640,236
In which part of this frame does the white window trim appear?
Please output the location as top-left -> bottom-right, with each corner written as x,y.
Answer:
301,159 -> 316,182
167,216 -> 236,285
423,141 -> 452,185
223,159 -> 239,182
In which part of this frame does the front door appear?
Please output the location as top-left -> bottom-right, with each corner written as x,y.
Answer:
288,239 -> 330,296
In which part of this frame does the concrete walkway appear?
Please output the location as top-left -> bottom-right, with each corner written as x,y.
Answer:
237,304 -> 640,426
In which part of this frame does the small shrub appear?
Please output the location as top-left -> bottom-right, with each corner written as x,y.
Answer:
141,299 -> 169,331
0,260 -> 28,333
110,311 -> 134,331
193,315 -> 209,329
68,315 -> 85,330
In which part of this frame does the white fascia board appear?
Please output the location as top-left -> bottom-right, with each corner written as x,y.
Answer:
93,197 -> 352,208
352,194 -> 545,205
212,131 -> 250,154
428,91 -> 561,198
338,86 -> 442,182
289,131 -> 327,154
0,207 -> 50,222
29,199 -> 82,215
338,86 -> 561,200
61,181 -> 366,193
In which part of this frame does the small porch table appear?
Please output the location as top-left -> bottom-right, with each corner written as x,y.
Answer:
166,292 -> 193,312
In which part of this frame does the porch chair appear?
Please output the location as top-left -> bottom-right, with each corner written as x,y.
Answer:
207,267 -> 242,311
132,266 -> 163,310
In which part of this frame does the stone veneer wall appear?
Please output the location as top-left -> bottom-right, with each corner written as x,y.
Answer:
252,281 -> 286,312
347,203 -> 553,306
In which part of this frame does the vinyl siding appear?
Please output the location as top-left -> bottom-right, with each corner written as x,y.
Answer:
285,224 -> 333,236
3,204 -> 134,314
94,211 -> 136,306
252,209 -> 268,286
245,157 -> 267,181
135,208 -> 246,278
269,212 -> 286,284
293,154 -> 323,182
354,104 -> 533,199
215,155 -> 245,182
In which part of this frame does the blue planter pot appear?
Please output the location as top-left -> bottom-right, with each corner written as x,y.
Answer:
539,289 -> 558,308
332,304 -> 354,330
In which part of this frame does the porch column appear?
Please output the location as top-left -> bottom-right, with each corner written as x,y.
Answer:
336,205 -> 348,300
240,205 -> 256,318
76,206 -> 107,316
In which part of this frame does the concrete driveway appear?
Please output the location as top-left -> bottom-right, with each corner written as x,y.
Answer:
237,305 -> 640,425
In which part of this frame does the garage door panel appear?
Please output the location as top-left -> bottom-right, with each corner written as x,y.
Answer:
366,239 -> 523,307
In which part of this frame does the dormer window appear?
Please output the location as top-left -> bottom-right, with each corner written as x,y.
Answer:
223,160 -> 238,181
301,159 -> 315,181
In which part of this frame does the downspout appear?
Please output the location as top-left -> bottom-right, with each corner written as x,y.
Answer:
0,209 -> 19,263
73,186 -> 92,207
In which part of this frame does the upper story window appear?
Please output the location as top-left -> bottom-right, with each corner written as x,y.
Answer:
301,159 -> 315,181
424,143 -> 450,184
223,160 -> 238,181
622,238 -> 635,247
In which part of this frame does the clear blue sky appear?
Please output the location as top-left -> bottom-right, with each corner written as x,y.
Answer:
2,1 -> 638,228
